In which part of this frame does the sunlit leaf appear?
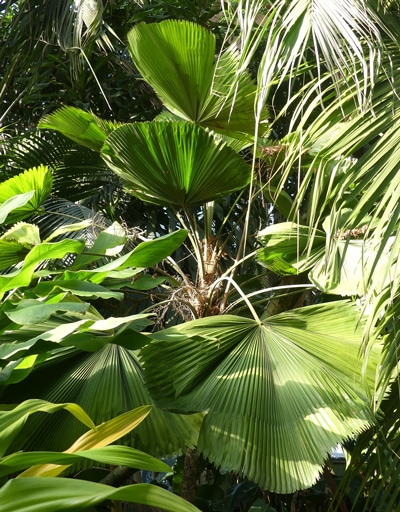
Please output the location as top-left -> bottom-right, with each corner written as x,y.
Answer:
39,107 -> 121,152
141,304 -> 379,492
101,121 -> 252,208
0,166 -> 52,224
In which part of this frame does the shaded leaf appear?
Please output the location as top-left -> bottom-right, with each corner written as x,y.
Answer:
0,399 -> 95,458
4,300 -> 90,326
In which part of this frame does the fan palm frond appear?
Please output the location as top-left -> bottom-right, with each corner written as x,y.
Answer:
141,302 -> 380,493
102,121 -> 252,208
7,345 -> 202,460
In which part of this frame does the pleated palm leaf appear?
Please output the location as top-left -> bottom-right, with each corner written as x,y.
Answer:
333,381 -> 400,511
0,165 -> 53,225
126,19 -> 268,137
1,130 -> 122,204
7,345 -> 202,460
101,121 -> 252,208
140,301 -> 380,493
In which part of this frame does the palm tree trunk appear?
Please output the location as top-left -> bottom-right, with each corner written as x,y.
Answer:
180,447 -> 199,503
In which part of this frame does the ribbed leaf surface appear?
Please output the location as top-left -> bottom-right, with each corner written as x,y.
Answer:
0,166 -> 52,224
127,20 -> 265,136
101,122 -> 251,208
11,345 -> 202,459
39,107 -> 121,152
128,20 -> 215,122
141,303 -> 379,492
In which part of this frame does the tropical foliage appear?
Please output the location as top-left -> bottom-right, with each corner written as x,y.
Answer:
1,1 -> 400,511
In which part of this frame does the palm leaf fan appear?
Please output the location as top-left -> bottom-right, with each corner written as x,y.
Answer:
30,198 -> 112,268
6,345 -> 202,460
39,107 -> 122,152
127,20 -> 266,137
2,130 -> 121,203
0,165 -> 52,225
101,121 -> 252,208
140,302 -> 380,493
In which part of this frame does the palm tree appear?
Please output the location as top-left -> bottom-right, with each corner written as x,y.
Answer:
34,13 -> 389,504
3,1 -> 400,509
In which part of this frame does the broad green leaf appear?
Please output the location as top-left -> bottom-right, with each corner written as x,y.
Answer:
0,478 -> 201,512
0,355 -> 39,385
0,191 -> 35,224
0,313 -> 151,362
4,300 -> 90,326
141,304 -> 379,492
0,166 -> 52,224
0,399 -> 95,457
32,280 -> 123,301
123,230 -> 188,268
20,406 -> 152,477
131,274 -> 166,290
1,222 -> 41,246
101,122 -> 252,208
73,221 -> 126,268
0,239 -> 85,300
0,445 -> 170,478
257,222 -> 326,274
69,230 -> 187,273
39,107 -> 121,152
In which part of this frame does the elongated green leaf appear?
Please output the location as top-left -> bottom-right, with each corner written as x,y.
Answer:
0,445 -> 170,478
123,230 -> 188,268
0,399 -> 95,458
141,304 -> 380,493
0,166 -> 53,224
0,479 -> 201,512
32,280 -> 123,301
0,355 -> 40,386
72,221 -> 126,268
20,406 -> 152,477
0,191 -> 35,224
101,122 -> 252,208
4,300 -> 90,326
0,239 -> 85,300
